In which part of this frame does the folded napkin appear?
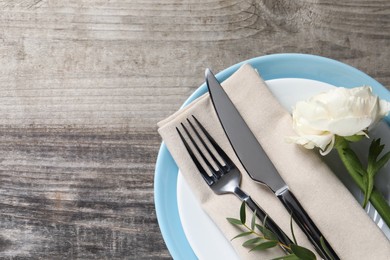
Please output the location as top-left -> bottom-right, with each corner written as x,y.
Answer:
158,64 -> 390,259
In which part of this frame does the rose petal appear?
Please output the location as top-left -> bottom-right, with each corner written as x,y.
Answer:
327,117 -> 372,136
287,133 -> 334,152
379,99 -> 390,116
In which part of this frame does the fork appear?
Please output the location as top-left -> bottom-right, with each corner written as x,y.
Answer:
176,115 -> 293,253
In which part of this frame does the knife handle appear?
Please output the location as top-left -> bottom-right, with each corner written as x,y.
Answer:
277,189 -> 339,260
234,187 -> 293,253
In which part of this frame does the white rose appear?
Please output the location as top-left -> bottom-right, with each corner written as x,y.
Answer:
288,86 -> 390,155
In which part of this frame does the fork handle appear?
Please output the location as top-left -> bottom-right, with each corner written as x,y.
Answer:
234,188 -> 293,253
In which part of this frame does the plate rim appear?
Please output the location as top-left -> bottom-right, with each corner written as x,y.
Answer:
154,53 -> 390,259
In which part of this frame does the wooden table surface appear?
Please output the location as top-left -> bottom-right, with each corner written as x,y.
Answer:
0,0 -> 389,259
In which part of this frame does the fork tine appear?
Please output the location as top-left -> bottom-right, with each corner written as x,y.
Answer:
180,122 -> 220,180
176,126 -> 215,186
191,115 -> 234,171
186,118 -> 225,174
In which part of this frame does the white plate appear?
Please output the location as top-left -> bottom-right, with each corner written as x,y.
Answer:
177,78 -> 390,259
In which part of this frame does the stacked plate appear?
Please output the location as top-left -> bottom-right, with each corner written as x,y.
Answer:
154,54 -> 390,259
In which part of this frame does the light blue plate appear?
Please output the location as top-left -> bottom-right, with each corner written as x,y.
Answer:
154,53 -> 390,259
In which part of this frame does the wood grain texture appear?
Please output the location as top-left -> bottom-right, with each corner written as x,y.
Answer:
0,0 -> 388,259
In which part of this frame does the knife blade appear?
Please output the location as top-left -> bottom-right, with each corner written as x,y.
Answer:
205,68 -> 339,260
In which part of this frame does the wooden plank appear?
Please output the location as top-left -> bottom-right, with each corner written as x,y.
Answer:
0,126 -> 169,258
0,0 -> 388,258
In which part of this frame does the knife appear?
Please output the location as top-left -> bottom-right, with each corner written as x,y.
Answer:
205,68 -> 339,260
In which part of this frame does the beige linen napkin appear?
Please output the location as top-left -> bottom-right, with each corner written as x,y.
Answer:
157,64 -> 390,259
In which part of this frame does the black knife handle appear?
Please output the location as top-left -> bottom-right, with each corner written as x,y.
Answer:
234,187 -> 293,253
277,189 -> 339,260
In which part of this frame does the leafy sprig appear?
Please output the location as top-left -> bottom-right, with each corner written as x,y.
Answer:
366,139 -> 390,206
335,137 -> 390,227
227,201 -> 317,260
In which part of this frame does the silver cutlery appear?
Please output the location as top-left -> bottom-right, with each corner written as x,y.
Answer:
205,68 -> 339,260
176,115 -> 293,253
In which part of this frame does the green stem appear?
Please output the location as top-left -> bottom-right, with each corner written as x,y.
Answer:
336,145 -> 390,228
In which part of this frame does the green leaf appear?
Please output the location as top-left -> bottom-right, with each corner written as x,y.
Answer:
291,244 -> 317,260
240,201 -> 246,225
290,214 -> 298,245
338,146 -> 369,207
341,147 -> 366,177
344,134 -> 364,142
227,217 -> 243,226
242,237 -> 263,247
272,254 -> 301,260
362,171 -> 372,208
249,240 -> 278,251
255,224 -> 278,241
368,139 -> 384,169
262,214 -> 268,227
320,236 -> 335,260
231,231 -> 253,240
363,139 -> 390,208
373,150 -> 390,176
251,210 -> 256,230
